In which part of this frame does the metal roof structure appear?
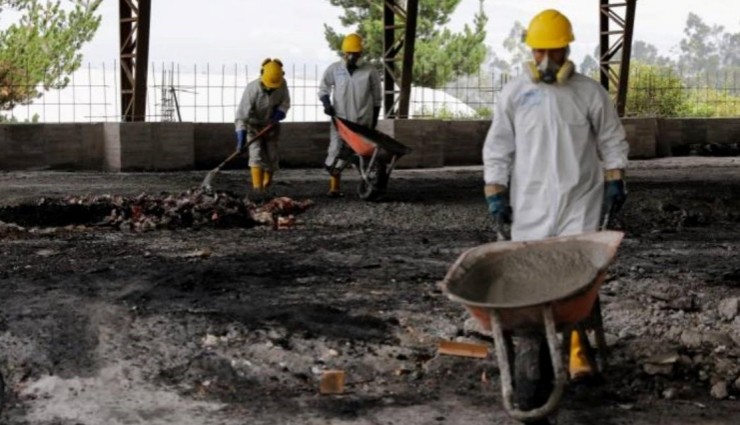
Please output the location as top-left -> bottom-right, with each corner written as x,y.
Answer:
117,0 -> 637,121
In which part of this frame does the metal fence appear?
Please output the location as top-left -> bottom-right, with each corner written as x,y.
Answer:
1,61 -> 739,123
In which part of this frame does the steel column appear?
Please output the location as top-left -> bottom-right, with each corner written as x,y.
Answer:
398,0 -> 417,119
598,0 -> 637,116
382,0 -> 418,119
119,0 -> 151,122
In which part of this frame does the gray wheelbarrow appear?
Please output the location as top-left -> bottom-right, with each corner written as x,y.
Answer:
441,231 -> 624,423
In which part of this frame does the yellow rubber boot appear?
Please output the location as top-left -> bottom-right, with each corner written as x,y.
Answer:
569,330 -> 593,380
250,167 -> 264,191
328,175 -> 341,197
262,170 -> 273,189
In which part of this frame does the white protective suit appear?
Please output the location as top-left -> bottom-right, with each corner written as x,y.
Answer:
318,60 -> 381,168
483,73 -> 629,241
235,79 -> 290,170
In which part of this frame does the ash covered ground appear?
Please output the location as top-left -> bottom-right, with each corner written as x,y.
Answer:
0,157 -> 739,425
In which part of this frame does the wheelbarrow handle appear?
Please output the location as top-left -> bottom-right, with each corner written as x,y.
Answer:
489,307 -> 568,422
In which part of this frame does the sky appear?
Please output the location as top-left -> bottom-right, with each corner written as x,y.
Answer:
75,0 -> 739,73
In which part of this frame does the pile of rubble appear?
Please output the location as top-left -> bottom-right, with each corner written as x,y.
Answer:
0,189 -> 313,233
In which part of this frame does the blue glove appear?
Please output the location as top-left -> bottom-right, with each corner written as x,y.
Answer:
603,180 -> 627,215
235,129 -> 247,152
486,194 -> 512,224
320,95 -> 335,117
270,108 -> 286,123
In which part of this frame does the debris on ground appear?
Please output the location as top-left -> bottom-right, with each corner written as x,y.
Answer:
437,340 -> 489,359
319,370 -> 346,395
0,189 -> 313,233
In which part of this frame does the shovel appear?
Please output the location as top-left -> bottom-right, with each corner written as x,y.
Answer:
201,123 -> 275,190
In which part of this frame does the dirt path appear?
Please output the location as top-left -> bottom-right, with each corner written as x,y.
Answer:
0,158 -> 739,424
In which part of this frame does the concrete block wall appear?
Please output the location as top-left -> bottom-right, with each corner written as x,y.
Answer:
658,118 -> 740,154
378,119 -> 446,168
194,122 -> 329,170
113,122 -> 194,171
0,124 -> 104,170
621,118 -> 658,159
1,118 -> 739,171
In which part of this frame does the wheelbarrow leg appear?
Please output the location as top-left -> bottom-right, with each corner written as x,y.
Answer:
591,297 -> 609,369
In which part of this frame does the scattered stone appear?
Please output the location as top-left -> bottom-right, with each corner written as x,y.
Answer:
463,317 -> 487,336
710,381 -> 729,400
681,330 -> 703,348
662,387 -> 678,399
644,363 -> 673,376
667,296 -> 698,312
643,352 -> 679,375
202,334 -> 219,348
734,376 -> 740,392
181,248 -> 213,259
718,298 -> 739,321
643,352 -> 679,376
35,249 -> 59,257
702,332 -> 734,347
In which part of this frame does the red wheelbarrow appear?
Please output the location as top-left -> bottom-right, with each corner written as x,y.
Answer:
332,117 -> 412,201
441,231 -> 624,423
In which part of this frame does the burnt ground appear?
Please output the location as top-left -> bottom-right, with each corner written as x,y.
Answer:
0,157 -> 739,425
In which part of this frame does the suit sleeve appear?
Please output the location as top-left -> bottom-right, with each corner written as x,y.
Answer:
483,85 -> 517,186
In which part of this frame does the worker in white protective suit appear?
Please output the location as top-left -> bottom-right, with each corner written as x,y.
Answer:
235,58 -> 291,196
482,10 -> 629,381
318,33 -> 382,197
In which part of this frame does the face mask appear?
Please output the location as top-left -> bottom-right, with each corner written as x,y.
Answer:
346,53 -> 360,68
537,54 -> 561,85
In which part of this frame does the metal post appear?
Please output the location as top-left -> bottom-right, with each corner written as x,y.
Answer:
598,0 -> 637,117
381,0 -> 417,119
119,0 -> 151,122
398,0 -> 418,119
383,3 -> 396,118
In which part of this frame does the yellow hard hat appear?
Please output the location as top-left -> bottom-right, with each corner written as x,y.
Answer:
261,58 -> 284,89
524,9 -> 575,49
341,33 -> 363,53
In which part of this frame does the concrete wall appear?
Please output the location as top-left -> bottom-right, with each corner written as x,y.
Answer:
0,124 -> 104,170
1,118 -> 739,171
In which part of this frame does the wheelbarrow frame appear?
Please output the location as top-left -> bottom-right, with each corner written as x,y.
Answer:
332,116 -> 412,201
442,231 -> 624,423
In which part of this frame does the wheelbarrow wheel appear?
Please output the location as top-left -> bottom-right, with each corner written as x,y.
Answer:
357,159 -> 388,201
513,334 -> 554,424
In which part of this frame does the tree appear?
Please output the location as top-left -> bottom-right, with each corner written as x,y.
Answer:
579,55 -> 598,78
0,0 -> 102,111
632,40 -> 674,67
323,0 -> 488,87
719,31 -> 740,68
501,21 -> 530,73
626,62 -> 688,117
678,13 -> 723,75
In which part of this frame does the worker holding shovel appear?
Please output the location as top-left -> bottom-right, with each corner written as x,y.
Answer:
235,58 -> 291,196
482,8 -> 629,408
318,33 -> 382,197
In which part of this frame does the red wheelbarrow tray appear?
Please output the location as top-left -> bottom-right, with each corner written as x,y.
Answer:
441,231 -> 624,331
333,116 -> 412,158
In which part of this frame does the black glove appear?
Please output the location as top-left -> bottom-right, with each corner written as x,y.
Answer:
603,180 -> 627,215
320,95 -> 335,117
372,106 -> 380,129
